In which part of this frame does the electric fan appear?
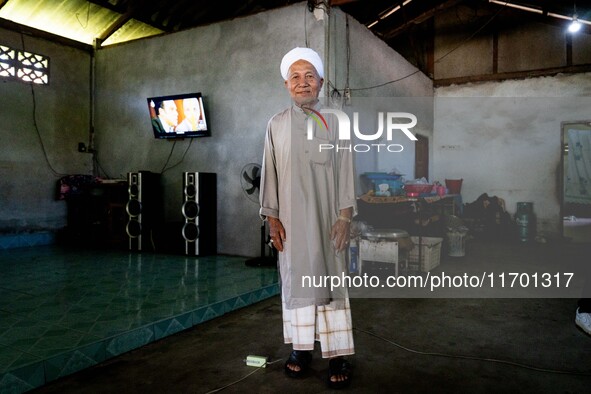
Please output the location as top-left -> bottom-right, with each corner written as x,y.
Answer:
240,163 -> 277,267
240,163 -> 261,203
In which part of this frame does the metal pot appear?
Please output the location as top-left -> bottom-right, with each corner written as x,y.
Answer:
361,228 -> 409,241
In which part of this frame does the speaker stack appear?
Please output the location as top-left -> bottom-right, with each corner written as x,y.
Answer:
126,171 -> 162,251
182,172 -> 217,256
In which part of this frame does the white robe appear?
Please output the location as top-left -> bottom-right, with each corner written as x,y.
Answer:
259,103 -> 357,309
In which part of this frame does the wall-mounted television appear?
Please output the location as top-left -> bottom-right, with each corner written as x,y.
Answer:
147,92 -> 210,139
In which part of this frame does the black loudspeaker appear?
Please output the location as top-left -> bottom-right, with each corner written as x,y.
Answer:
126,171 -> 162,251
182,172 -> 217,256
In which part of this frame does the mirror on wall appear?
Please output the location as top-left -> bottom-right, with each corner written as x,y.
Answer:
562,121 -> 591,243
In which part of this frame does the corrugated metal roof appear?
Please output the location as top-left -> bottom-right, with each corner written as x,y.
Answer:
0,0 -> 588,52
0,0 -> 163,46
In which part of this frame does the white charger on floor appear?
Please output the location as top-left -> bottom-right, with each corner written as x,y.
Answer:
245,355 -> 268,368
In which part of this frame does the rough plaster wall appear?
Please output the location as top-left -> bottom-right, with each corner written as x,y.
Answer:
94,3 -> 324,256
0,27 -> 92,233
328,8 -> 433,186
434,73 -> 591,237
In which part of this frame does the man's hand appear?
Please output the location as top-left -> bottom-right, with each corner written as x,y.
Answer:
331,208 -> 353,253
267,217 -> 286,252
330,219 -> 350,253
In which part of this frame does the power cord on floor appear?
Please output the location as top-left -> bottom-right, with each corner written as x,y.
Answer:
203,325 -> 590,393
204,359 -> 282,394
354,327 -> 591,377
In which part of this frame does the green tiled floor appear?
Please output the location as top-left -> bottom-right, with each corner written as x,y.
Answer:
0,246 -> 279,393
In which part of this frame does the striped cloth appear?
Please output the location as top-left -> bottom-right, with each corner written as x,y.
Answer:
282,297 -> 354,358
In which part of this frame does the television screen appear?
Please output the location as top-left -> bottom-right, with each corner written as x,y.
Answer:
147,92 -> 210,139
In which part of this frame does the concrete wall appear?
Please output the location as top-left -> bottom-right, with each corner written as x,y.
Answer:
0,3 -> 431,255
434,73 -> 591,237
93,4 -> 432,257
328,9 -> 433,187
0,27 -> 92,233
93,3 -> 324,257
6,1 -> 583,250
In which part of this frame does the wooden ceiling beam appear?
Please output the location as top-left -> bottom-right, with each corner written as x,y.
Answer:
434,63 -> 591,86
96,13 -> 131,45
95,0 -> 165,46
97,14 -> 132,43
330,0 -> 362,6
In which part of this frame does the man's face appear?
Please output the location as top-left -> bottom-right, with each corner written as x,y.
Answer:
284,60 -> 323,107
160,100 -> 179,127
183,98 -> 201,121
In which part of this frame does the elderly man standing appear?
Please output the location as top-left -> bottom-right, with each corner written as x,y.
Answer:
259,47 -> 357,389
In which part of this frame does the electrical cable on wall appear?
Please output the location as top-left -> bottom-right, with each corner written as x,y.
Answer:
348,70 -> 422,92
161,138 -> 194,174
326,14 -> 350,106
75,1 -> 91,29
331,1 -> 509,94
304,3 -> 309,47
307,0 -> 330,14
434,0 -> 507,64
20,32 -> 65,178
305,0 -> 331,47
93,154 -> 112,179
344,14 -> 351,101
159,140 -> 178,173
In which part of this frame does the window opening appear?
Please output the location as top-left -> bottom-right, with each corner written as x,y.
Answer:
0,44 -> 49,85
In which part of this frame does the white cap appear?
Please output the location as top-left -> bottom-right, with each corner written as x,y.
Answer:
280,47 -> 324,80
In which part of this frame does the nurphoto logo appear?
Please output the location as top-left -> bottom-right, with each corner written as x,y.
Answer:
306,108 -> 418,153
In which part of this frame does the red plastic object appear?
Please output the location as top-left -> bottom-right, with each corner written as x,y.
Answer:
404,184 -> 433,194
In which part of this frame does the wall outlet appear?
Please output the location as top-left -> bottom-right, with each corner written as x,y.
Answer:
344,88 -> 351,105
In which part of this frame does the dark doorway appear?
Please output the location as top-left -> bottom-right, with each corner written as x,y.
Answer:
415,134 -> 429,180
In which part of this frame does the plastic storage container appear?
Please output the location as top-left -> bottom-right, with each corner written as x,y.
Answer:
409,236 -> 443,272
445,179 -> 463,194
365,173 -> 404,196
446,231 -> 467,257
